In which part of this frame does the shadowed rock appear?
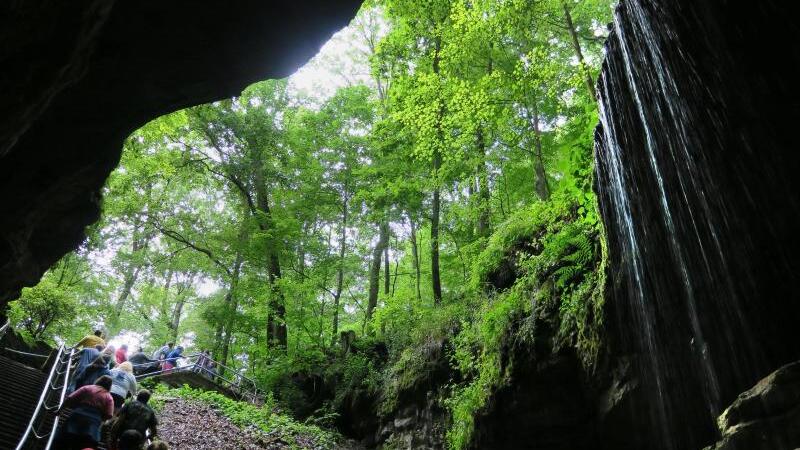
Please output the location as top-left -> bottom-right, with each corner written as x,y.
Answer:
0,0 -> 363,305
704,361 -> 800,450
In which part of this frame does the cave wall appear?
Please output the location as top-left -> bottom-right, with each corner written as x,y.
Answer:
0,0 -> 363,306
595,0 -> 800,448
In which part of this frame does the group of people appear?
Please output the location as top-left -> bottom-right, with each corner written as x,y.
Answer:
192,349 -> 218,379
55,330 -> 227,449
55,330 -> 168,450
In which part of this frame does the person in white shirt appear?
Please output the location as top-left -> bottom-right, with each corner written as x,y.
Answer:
109,361 -> 138,412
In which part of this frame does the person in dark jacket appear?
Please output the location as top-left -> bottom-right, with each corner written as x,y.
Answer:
69,345 -> 102,393
55,375 -> 114,450
163,346 -> 183,371
128,350 -> 159,376
72,355 -> 111,392
109,390 -> 158,450
117,430 -> 143,450
151,342 -> 173,361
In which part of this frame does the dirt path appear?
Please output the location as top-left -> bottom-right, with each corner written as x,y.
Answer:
156,398 -> 320,449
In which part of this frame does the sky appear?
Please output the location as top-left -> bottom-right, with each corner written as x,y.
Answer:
287,7 -> 385,103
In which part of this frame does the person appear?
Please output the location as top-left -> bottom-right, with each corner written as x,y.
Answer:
109,361 -> 138,412
55,375 -> 114,450
72,355 -> 111,392
117,430 -> 143,450
151,342 -> 173,362
205,358 -> 217,380
109,390 -> 158,450
115,344 -> 128,364
75,330 -> 105,349
128,349 -> 158,376
193,349 -> 208,374
72,344 -> 101,381
102,345 -> 117,369
163,345 -> 183,371
146,441 -> 169,450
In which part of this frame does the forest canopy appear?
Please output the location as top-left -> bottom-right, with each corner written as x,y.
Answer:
8,0 -> 613,447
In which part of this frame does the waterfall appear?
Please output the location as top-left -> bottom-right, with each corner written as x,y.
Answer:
595,0 -> 800,448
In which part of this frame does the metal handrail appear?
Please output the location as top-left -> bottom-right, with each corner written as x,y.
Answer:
15,345 -> 67,449
135,353 -> 261,402
42,347 -> 74,450
4,348 -> 50,358
0,319 -> 10,341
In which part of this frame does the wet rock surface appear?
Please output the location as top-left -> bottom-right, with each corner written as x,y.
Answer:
704,361 -> 800,450
595,0 -> 800,447
0,1 -> 362,305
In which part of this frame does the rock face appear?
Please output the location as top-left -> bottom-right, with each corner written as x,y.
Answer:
0,1 -> 363,306
705,361 -> 800,450
595,1 -> 800,448
375,340 -> 451,449
467,293 -> 646,450
332,338 -> 450,449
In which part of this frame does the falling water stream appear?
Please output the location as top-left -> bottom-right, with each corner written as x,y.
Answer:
594,0 -> 800,448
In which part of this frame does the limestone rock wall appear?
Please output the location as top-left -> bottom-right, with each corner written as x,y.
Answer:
594,0 -> 800,448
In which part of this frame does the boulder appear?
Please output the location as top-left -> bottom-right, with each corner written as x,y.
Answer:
704,361 -> 800,450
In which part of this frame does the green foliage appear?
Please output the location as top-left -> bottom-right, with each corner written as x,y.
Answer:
16,1 -> 615,448
445,194 -> 604,449
8,254 -> 96,344
10,279 -> 80,342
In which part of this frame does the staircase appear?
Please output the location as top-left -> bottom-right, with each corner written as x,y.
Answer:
0,354 -> 48,449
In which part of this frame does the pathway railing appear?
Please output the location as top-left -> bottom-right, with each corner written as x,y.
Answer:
14,345 -> 75,450
133,353 -> 262,403
0,319 -> 9,341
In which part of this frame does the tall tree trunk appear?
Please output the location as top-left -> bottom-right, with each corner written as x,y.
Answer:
409,215 -> 422,302
383,237 -> 390,296
331,195 -> 347,345
476,125 -> 491,237
218,250 -> 244,376
108,266 -> 140,333
391,249 -> 400,297
531,108 -> 551,201
166,273 -> 195,342
253,156 -> 287,350
108,227 -> 149,333
168,297 -> 186,343
266,238 -> 287,349
366,220 -> 389,324
430,179 -> 442,305
561,0 -> 597,100
430,37 -> 444,306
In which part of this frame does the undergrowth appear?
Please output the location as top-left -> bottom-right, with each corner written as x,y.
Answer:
222,193 -> 607,450
442,193 -> 605,449
152,384 -> 341,449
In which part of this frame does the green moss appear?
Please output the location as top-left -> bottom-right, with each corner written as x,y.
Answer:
444,193 -> 607,449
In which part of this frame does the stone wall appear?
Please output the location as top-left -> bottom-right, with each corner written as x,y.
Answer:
594,1 -> 800,447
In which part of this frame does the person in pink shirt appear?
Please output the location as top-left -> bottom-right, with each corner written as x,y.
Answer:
55,375 -> 114,450
115,344 -> 128,365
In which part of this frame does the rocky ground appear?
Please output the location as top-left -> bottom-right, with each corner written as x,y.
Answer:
156,398 -> 362,450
